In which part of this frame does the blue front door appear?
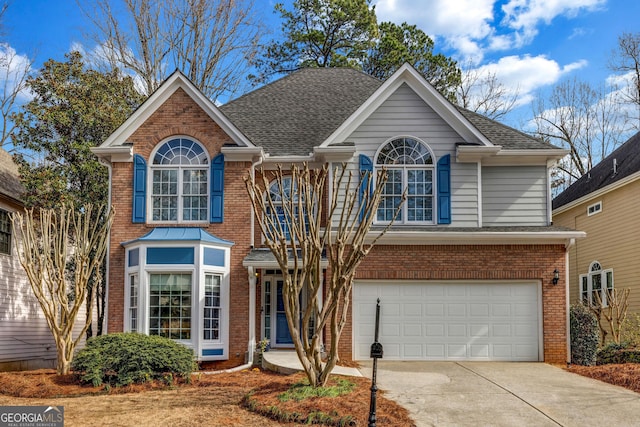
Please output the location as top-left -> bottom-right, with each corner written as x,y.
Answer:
275,279 -> 293,345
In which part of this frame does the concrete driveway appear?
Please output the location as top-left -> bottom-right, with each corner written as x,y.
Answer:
358,361 -> 640,427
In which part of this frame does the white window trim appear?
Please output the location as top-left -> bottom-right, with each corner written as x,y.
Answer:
587,201 -> 602,216
123,242 -> 231,361
373,135 -> 436,226
579,261 -> 613,307
148,136 -> 211,224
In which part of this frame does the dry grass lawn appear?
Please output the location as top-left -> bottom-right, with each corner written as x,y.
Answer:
0,368 -> 414,427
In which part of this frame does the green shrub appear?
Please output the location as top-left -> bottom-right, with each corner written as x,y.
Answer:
570,304 -> 600,366
621,312 -> 640,346
597,342 -> 640,365
72,333 -> 197,387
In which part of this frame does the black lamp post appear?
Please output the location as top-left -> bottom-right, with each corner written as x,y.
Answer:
368,298 -> 383,427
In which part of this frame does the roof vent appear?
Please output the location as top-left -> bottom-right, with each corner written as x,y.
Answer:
613,158 -> 618,174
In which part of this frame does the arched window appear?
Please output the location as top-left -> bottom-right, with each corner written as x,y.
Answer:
580,261 -> 614,307
266,177 -> 301,241
151,138 -> 209,222
375,137 -> 435,224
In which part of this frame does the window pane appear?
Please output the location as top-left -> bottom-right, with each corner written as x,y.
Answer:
0,209 -> 10,255
149,273 -> 192,340
129,274 -> 138,331
203,274 -> 221,341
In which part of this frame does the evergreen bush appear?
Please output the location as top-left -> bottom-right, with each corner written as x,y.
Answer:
72,333 -> 197,386
597,342 -> 640,364
570,304 -> 600,366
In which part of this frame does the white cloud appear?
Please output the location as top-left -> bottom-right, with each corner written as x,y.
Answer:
501,0 -> 606,46
0,43 -> 34,103
373,0 -> 606,59
374,0 -> 495,40
470,55 -> 588,106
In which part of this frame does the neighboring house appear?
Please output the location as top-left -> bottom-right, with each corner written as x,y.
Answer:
553,131 -> 640,316
92,64 -> 584,368
0,149 -> 52,370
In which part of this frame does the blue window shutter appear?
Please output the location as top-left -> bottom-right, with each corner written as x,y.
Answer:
132,154 -> 147,223
437,154 -> 451,224
210,153 -> 224,223
358,154 -> 373,221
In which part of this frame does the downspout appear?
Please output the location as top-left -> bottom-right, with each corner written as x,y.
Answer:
565,238 -> 576,363
98,157 -> 113,334
250,155 -> 264,248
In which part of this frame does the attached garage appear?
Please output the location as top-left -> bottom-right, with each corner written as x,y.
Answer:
353,281 -> 542,361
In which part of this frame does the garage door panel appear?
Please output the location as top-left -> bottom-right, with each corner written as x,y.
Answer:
354,282 -> 540,361
447,304 -> 466,316
470,303 -> 490,316
403,303 -> 422,316
425,303 -> 444,316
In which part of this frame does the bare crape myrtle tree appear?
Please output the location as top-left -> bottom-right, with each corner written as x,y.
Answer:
245,163 -> 403,387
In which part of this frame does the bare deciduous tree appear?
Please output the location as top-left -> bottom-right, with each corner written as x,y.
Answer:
245,163 -> 402,387
10,204 -> 114,374
0,43 -> 32,149
81,0 -> 263,100
457,64 -> 519,120
592,288 -> 631,345
609,32 -> 640,129
532,77 -> 623,191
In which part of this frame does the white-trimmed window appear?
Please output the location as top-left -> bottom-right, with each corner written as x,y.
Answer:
587,201 -> 602,216
129,274 -> 139,331
151,138 -> 209,222
375,137 -> 435,224
265,177 -> 309,241
0,209 -> 10,255
149,273 -> 192,340
203,273 -> 221,341
580,261 -> 613,307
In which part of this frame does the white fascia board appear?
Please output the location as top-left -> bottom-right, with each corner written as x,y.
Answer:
320,63 -> 492,148
220,146 -> 264,162
90,145 -> 133,163
368,229 -> 586,245
552,170 -> 640,215
313,145 -> 356,162
457,147 -> 568,165
99,71 -> 254,149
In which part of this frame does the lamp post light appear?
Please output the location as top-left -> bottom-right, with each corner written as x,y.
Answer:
368,298 -> 383,427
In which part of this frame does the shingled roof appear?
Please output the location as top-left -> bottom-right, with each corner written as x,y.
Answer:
220,67 -> 555,156
455,107 -> 557,150
0,148 -> 24,204
220,68 -> 381,156
553,131 -> 640,210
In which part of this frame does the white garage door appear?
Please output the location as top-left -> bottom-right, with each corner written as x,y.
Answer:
353,282 -> 541,361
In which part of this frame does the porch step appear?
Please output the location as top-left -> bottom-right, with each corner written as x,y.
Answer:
261,350 -> 363,377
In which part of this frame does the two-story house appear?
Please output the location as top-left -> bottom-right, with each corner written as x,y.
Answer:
553,131 -> 640,319
92,64 -> 584,368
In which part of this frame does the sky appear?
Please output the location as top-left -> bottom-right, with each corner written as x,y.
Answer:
2,0 -> 639,129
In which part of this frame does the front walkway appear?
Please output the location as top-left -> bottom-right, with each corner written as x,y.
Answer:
261,350 -> 362,377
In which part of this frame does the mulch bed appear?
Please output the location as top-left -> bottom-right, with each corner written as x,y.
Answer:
0,368 -> 415,426
566,363 -> 640,393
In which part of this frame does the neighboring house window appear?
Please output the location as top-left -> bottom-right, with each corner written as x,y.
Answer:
587,201 -> 602,216
129,274 -> 139,331
0,209 -> 10,254
580,261 -> 613,307
151,138 -> 209,222
375,137 -> 435,224
203,273 -> 221,340
149,273 -> 192,340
